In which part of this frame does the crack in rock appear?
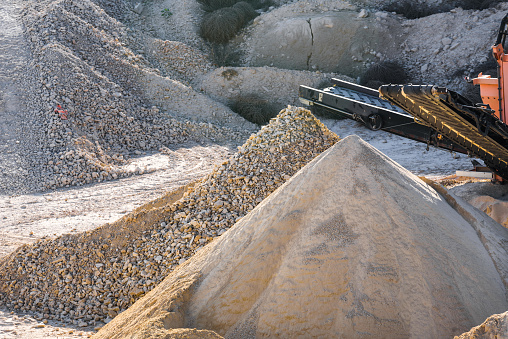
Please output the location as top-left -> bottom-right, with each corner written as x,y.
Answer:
307,18 -> 313,71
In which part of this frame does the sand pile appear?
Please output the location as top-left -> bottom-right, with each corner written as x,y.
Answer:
16,0 -> 256,191
449,182 -> 508,228
95,135 -> 508,339
467,195 -> 508,228
0,107 -> 339,328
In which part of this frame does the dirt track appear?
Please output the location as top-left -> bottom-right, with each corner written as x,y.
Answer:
0,143 -> 232,258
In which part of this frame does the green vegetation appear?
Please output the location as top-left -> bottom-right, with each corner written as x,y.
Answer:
200,8 -> 245,44
161,8 -> 173,18
209,43 -> 243,66
381,0 -> 502,20
458,0 -> 502,10
197,0 -> 273,56
381,1 -> 440,19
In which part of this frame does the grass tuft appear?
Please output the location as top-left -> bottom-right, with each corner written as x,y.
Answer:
458,0 -> 502,10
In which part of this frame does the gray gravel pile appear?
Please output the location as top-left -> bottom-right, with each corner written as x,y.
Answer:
15,0 -> 255,191
0,106 -> 339,329
144,39 -> 213,85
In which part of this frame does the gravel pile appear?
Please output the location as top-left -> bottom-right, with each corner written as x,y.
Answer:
145,39 -> 213,84
0,107 -> 339,328
14,0 -> 255,192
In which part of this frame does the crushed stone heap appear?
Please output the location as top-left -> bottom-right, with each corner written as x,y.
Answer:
95,135 -> 508,339
454,311 -> 508,339
17,0 -> 255,192
0,107 -> 339,328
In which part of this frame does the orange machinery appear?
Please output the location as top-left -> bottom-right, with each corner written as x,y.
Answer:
379,14 -> 508,180
474,14 -> 508,123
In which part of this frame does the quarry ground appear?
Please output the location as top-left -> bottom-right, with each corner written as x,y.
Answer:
2,0 -> 508,338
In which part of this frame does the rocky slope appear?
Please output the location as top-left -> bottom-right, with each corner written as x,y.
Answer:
454,311 -> 508,338
3,0 -> 508,337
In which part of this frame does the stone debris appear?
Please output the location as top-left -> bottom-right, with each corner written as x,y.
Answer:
454,311 -> 508,339
94,135 -> 508,339
0,106 -> 339,327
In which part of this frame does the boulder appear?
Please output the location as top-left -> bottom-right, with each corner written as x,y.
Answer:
240,3 -> 402,74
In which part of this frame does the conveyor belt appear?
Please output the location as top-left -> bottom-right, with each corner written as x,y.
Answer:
299,79 -> 467,153
380,84 -> 508,179
322,86 -> 408,113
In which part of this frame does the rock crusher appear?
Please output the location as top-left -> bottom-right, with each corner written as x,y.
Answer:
299,13 -> 508,181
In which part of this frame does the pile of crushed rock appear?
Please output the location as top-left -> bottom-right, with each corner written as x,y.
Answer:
0,107 -> 339,328
455,311 -> 508,339
95,135 -> 508,339
14,0 -> 255,192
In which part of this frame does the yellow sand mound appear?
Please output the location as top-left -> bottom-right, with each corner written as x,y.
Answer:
95,135 -> 508,338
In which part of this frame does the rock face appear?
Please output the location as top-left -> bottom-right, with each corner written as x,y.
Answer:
95,135 -> 508,339
400,6 -> 508,94
0,107 -> 339,328
239,2 -> 402,74
454,311 -> 508,339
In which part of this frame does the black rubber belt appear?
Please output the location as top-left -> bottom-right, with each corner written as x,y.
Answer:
380,84 -> 508,179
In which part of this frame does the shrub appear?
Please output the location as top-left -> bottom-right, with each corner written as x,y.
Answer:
229,94 -> 280,125
200,7 -> 245,44
197,0 -> 238,12
198,0 -> 273,11
210,43 -> 243,66
381,0 -> 446,19
458,0 -> 502,10
233,1 -> 258,22
382,0 -> 502,19
160,8 -> 172,18
244,0 -> 273,11
359,61 -> 409,89
221,68 -> 239,80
